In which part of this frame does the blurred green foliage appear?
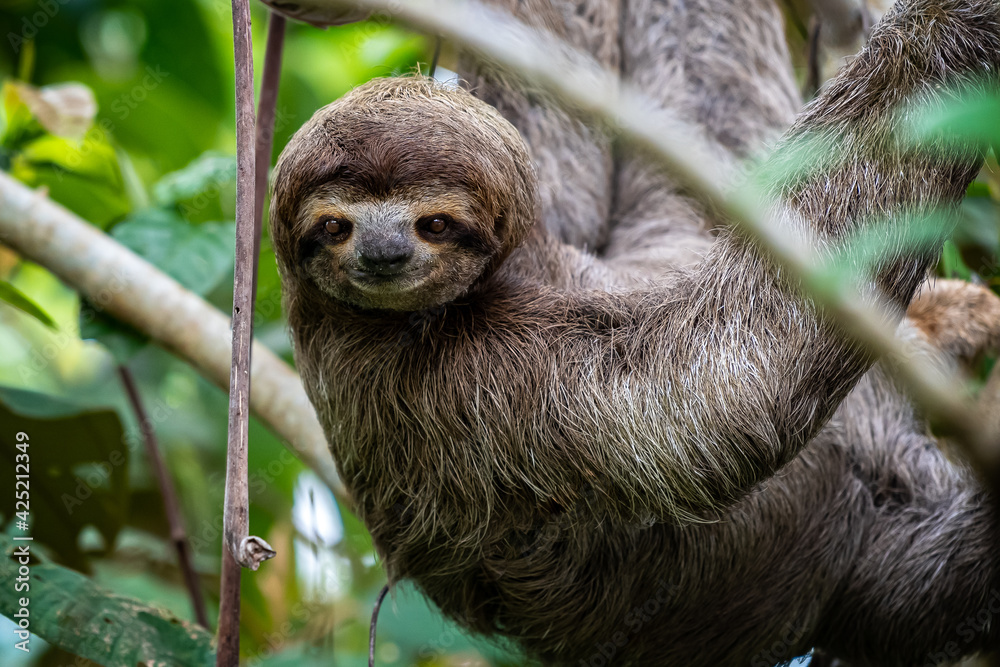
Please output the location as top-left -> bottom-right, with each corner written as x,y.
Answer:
0,387 -> 127,568
0,1 -> 998,666
0,533 -> 215,667
0,1 -> 522,665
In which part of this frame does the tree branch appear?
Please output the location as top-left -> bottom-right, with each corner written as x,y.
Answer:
260,0 -> 1000,484
218,0 -> 272,660
0,172 -> 347,503
118,365 -> 209,629
254,12 -> 286,300
222,0 -> 274,577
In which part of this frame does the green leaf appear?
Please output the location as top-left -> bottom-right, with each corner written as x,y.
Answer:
745,130 -> 843,193
956,197 -> 1000,256
1,80 -> 127,230
907,86 -> 1000,147
8,133 -> 130,229
332,581 -> 526,667
0,387 -> 128,567
0,534 -> 215,667
358,32 -> 428,70
0,82 -> 46,151
80,208 -> 233,361
966,180 -> 992,198
111,208 -> 234,294
940,239 -> 974,281
4,82 -> 97,140
814,211 -> 949,289
90,0 -> 227,173
0,281 -> 56,329
152,152 -> 236,208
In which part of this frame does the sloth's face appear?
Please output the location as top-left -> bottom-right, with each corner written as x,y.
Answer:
271,77 -> 537,312
295,183 -> 501,311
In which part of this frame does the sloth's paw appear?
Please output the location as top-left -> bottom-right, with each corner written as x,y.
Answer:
906,279 -> 1000,364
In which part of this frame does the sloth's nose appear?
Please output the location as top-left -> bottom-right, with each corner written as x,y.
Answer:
357,243 -> 413,276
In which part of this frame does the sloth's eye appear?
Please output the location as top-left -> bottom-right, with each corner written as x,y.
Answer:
321,217 -> 351,238
422,215 -> 450,234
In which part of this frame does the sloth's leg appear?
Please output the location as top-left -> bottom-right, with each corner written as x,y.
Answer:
620,0 -> 800,158
813,288 -> 1000,664
602,0 -> 801,277
819,467 -> 999,665
814,373 -> 1000,663
457,0 -> 619,252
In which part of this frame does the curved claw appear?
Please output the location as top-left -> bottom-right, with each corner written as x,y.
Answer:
238,536 -> 277,571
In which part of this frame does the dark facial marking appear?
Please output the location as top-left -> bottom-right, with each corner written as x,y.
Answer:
413,213 -> 499,257
418,214 -> 452,239
297,216 -> 353,265
320,216 -> 353,243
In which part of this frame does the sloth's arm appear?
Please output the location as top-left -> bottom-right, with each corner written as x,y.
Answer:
459,0 -> 619,250
510,0 -> 1000,522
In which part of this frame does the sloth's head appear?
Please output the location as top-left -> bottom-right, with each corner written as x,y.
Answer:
270,76 -> 537,312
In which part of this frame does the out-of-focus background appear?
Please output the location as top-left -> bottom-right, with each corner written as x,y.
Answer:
0,0 -> 996,665
0,1 -> 525,665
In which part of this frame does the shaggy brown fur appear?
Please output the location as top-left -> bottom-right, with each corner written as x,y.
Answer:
270,0 -> 1000,664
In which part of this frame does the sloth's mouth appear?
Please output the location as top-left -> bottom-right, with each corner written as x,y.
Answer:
347,268 -> 423,292
348,268 -> 406,281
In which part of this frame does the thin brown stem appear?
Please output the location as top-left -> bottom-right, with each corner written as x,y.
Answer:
429,35 -> 442,78
253,11 -> 287,305
117,365 -> 209,629
219,0 -> 274,662
805,15 -> 822,99
0,171 -> 346,503
216,549 -> 242,667
368,584 -> 390,667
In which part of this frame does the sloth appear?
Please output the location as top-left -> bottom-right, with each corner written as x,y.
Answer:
269,0 -> 1000,664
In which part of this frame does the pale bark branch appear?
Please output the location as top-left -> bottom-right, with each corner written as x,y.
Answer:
0,171 -> 347,502
261,0 -> 1000,482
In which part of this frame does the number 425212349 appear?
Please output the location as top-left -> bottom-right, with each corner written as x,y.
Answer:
15,431 -> 29,527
